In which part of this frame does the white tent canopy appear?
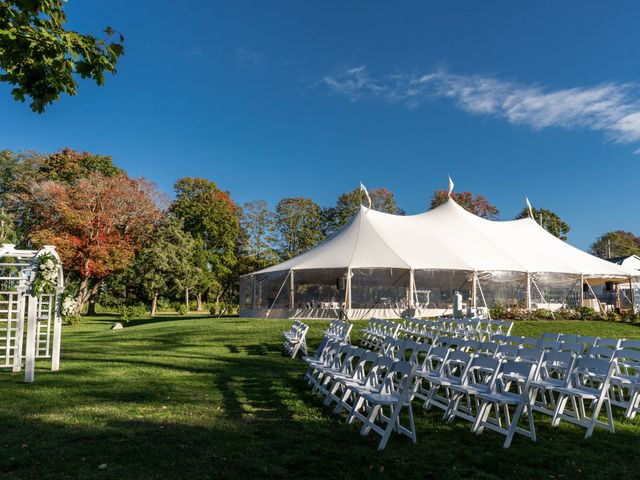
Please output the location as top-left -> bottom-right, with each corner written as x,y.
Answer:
241,198 -> 635,319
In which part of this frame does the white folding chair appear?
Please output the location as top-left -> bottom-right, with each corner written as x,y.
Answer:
444,356 -> 502,425
529,350 -> 576,416
349,361 -> 418,450
550,357 -> 617,438
473,360 -> 537,448
610,349 -> 640,419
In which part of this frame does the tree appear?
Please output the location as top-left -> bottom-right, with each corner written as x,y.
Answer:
324,187 -> 404,235
238,200 -> 278,268
275,197 -> 325,259
36,148 -> 122,183
24,173 -> 163,311
515,207 -> 570,241
430,191 -> 499,219
169,177 -> 239,307
1,148 -> 126,245
134,219 -> 197,316
589,231 -> 640,259
0,207 -> 17,243
0,1 -> 124,112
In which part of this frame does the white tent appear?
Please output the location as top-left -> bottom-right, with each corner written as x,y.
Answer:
240,198 -> 635,319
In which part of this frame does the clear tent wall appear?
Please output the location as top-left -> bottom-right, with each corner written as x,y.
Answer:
239,268 -> 587,319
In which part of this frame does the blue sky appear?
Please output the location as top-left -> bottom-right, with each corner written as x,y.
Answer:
0,1 -> 638,249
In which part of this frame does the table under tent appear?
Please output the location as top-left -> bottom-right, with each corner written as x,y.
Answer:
0,244 -> 64,383
240,196 -> 637,320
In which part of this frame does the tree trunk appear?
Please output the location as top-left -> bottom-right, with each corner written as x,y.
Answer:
185,287 -> 190,310
76,277 -> 91,314
151,292 -> 158,316
196,292 -> 203,311
76,278 -> 103,315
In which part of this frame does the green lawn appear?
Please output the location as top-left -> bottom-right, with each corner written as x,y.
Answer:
1,316 -> 639,479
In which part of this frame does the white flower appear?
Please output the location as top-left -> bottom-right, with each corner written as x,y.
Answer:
45,259 -> 55,270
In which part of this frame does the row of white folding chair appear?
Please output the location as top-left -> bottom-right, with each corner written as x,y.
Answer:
304,341 -> 417,449
414,346 -> 619,447
361,318 -> 401,349
321,319 -> 353,343
283,320 -> 309,358
304,335 -> 636,450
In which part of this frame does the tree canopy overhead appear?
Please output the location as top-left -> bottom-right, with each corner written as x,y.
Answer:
515,207 -> 570,241
430,190 -> 499,219
0,1 -> 124,112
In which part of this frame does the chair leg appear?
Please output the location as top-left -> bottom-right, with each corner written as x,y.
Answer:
361,404 -> 382,436
551,394 -> 569,427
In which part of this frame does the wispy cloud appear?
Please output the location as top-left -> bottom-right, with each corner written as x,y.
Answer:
235,47 -> 265,70
321,66 -> 640,147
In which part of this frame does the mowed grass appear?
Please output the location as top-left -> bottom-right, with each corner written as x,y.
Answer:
1,316 -> 640,480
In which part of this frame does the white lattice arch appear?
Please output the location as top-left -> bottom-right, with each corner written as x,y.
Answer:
0,243 -> 64,383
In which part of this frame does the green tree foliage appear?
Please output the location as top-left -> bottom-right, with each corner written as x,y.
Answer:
590,231 -> 640,259
324,187 -> 404,235
0,207 -> 17,243
430,190 -> 499,219
275,197 -> 325,260
0,1 -> 124,112
134,219 -> 197,315
169,177 -> 239,304
515,207 -> 570,241
239,200 -> 278,264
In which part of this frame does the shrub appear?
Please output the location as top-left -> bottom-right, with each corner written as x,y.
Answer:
176,303 -> 189,315
63,314 -> 82,326
118,303 -> 148,324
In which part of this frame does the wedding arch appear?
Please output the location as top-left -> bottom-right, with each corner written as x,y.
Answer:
0,244 -> 64,383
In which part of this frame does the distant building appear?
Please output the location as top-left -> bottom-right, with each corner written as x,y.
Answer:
608,255 -> 640,275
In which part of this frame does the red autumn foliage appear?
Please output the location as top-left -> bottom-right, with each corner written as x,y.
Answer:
27,173 -> 163,280
430,190 -> 499,219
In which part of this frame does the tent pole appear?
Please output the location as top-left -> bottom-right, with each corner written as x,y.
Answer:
579,275 -> 584,307
265,270 -> 290,319
345,268 -> 352,312
408,269 -> 415,309
630,277 -> 636,312
472,272 -> 477,309
584,279 -> 604,315
289,271 -> 295,309
525,273 -> 532,310
251,275 -> 256,310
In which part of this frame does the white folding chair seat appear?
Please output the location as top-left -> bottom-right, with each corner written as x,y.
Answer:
595,338 -> 621,349
539,332 -> 560,342
473,361 -> 537,448
558,342 -> 584,355
348,361 -> 418,450
536,339 -> 561,351
557,333 -> 579,344
576,336 -> 598,349
496,344 -> 519,361
550,357 -> 617,438
515,347 -> 544,366
477,341 -> 498,357
491,334 -> 509,345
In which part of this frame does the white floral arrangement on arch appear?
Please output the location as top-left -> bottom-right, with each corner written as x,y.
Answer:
31,252 -> 59,296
